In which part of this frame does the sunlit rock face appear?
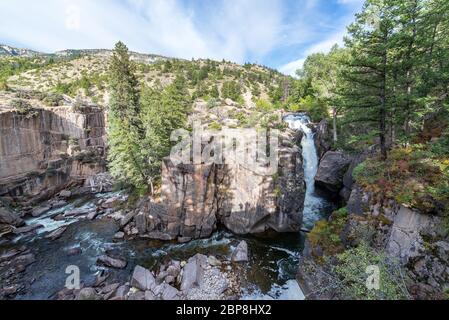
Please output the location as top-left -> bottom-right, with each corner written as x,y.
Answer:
0,106 -> 107,205
139,129 -> 305,240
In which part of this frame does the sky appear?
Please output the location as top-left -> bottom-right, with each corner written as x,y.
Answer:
0,0 -> 364,76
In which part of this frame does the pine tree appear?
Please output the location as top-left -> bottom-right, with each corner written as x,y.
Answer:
342,0 -> 398,159
107,41 -> 147,190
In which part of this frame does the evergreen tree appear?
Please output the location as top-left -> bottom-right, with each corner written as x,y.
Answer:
107,41 -> 147,190
140,80 -> 190,194
342,0 -> 398,159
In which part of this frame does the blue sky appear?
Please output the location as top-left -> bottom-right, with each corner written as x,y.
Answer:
0,0 -> 364,76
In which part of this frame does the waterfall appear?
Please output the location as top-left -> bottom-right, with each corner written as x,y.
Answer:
284,114 -> 330,230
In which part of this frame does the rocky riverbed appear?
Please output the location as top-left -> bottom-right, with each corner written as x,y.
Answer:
0,187 -> 312,300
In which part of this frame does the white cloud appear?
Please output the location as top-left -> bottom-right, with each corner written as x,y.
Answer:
278,30 -> 345,77
277,0 -> 363,76
278,58 -> 306,77
0,0 -> 284,63
0,0 -> 364,75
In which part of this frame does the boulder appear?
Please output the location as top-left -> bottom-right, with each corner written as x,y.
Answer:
135,212 -> 147,235
97,255 -> 127,269
120,211 -> 136,228
149,131 -> 305,240
31,206 -> 51,217
50,200 -> 68,209
87,211 -> 99,220
144,290 -> 156,300
102,197 -> 120,209
347,185 -> 369,215
113,231 -> 125,240
386,206 -> 436,263
160,283 -> 181,300
114,284 -> 130,299
315,151 -> 352,193
59,190 -> 72,198
127,290 -> 146,301
64,208 -> 90,217
76,288 -> 101,300
180,254 -> 208,292
231,241 -> 249,262
0,205 -> 23,227
44,226 -> 67,241
13,224 -> 43,234
100,283 -> 120,295
130,265 -> 156,291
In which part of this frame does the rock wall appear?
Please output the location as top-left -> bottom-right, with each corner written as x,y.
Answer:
135,130 -> 306,241
297,184 -> 449,300
0,106 -> 107,205
346,188 -> 448,299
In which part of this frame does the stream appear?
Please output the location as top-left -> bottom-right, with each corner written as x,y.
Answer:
0,113 -> 335,300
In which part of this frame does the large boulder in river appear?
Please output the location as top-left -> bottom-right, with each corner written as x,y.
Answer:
97,255 -> 127,269
231,240 -> 249,262
315,151 -> 352,193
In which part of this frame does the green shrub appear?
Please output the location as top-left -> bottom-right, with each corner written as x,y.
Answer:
307,208 -> 349,258
222,81 -> 241,101
255,98 -> 273,112
335,242 -> 409,300
208,121 -> 222,131
11,99 -> 38,118
207,98 -> 220,109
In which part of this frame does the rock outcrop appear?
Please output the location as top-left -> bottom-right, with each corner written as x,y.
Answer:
350,190 -> 448,299
299,184 -> 449,300
133,129 -> 305,240
314,119 -> 332,159
314,151 -> 352,193
0,105 -> 107,205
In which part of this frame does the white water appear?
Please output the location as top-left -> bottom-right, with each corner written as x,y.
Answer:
285,113 -> 330,230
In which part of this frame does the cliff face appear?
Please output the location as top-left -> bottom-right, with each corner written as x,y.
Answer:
0,106 -> 107,205
134,130 -> 306,241
297,184 -> 449,300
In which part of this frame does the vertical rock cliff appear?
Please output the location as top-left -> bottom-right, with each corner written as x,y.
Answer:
0,105 -> 107,205
134,129 -> 306,241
